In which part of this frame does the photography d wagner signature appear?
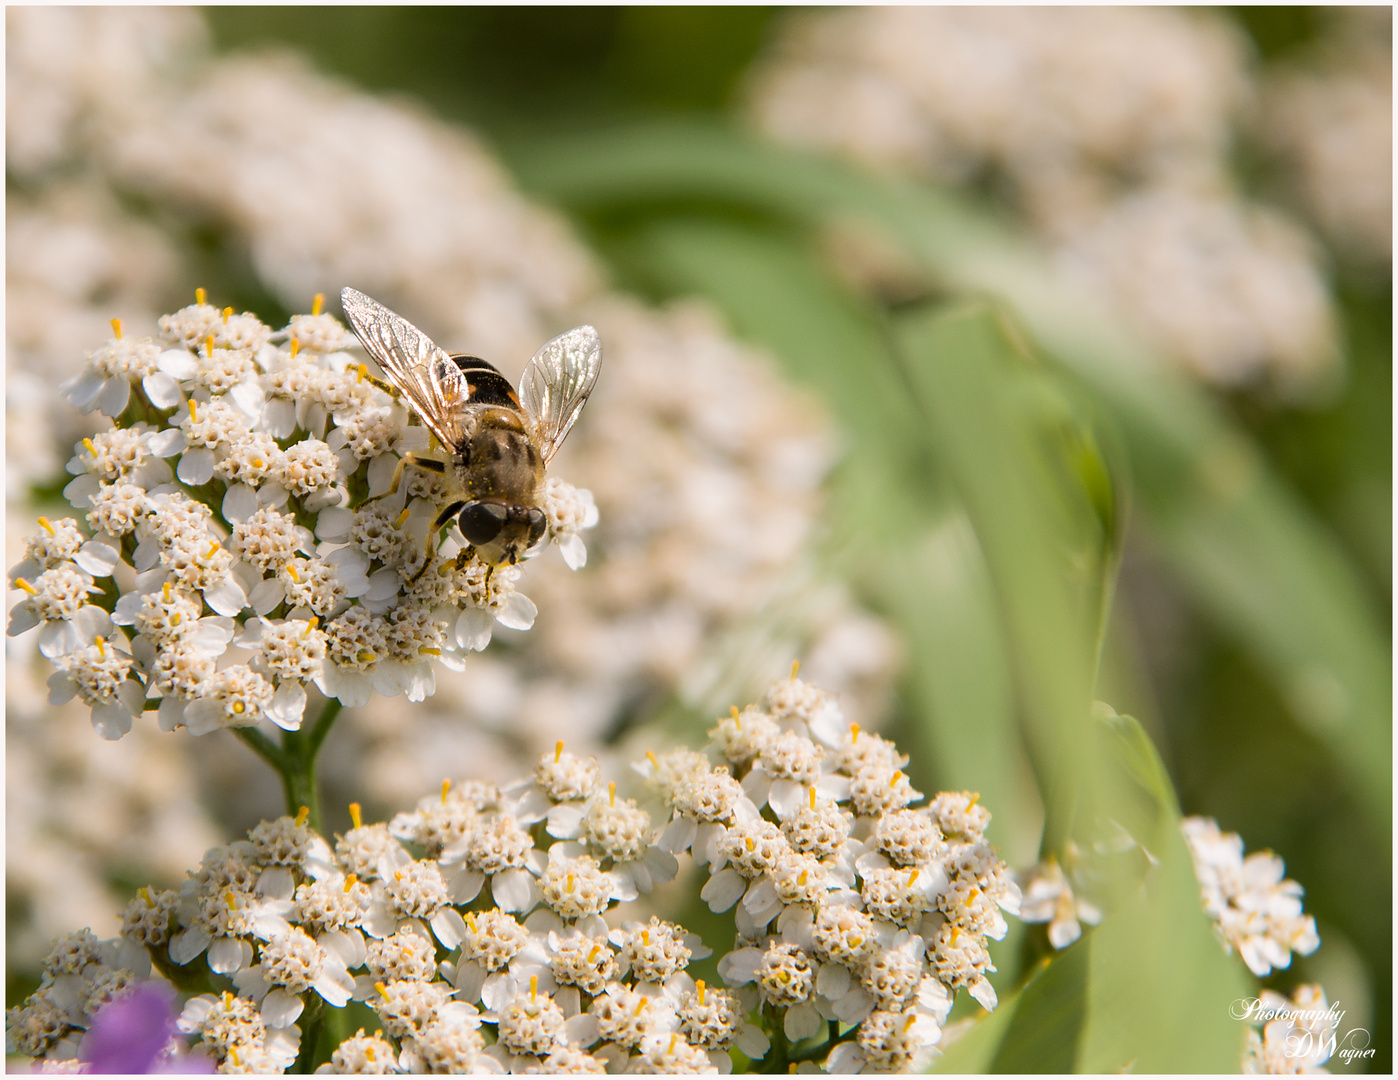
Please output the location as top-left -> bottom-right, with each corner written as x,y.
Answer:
1231,997 -> 1376,1065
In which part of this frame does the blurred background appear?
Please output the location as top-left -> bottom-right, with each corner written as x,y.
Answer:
6,6 -> 1389,1070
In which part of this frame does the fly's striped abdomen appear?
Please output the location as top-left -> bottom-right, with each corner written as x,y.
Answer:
451,354 -> 522,410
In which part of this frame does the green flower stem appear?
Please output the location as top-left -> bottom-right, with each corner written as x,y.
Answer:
230,696 -> 343,834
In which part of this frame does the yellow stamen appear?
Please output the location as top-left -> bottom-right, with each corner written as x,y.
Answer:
305,616 -> 319,632
14,578 -> 36,595
207,540 -> 221,559
222,306 -> 232,324
290,338 -> 301,359
205,334 -> 215,356
110,318 -> 123,340
344,874 -> 358,892
968,792 -> 981,808
696,979 -> 706,1004
968,887 -> 980,902
730,705 -> 741,727
668,1034 -> 678,1054
232,701 -> 245,714
394,871 -> 403,882
229,1047 -> 240,1067
296,806 -> 310,827
163,582 -> 172,601
222,991 -> 234,1007
286,564 -> 302,583
94,636 -> 106,659
530,975 -> 538,1001
195,288 -> 207,306
83,437 -> 98,457
139,886 -> 153,905
420,647 -> 441,656
588,944 -> 602,962
375,981 -> 389,999
188,399 -> 198,423
441,779 -> 452,804
798,870 -> 808,886
609,781 -> 616,807
642,930 -> 650,946
791,659 -> 801,679
358,649 -> 377,665
949,927 -> 960,947
467,912 -> 478,932
312,293 -> 324,317
745,837 -> 755,852
850,723 -> 860,743
904,1015 -> 918,1033
38,516 -> 55,535
908,869 -> 919,885
555,740 -> 565,763
224,890 -> 237,908
635,997 -> 648,1016
809,786 -> 817,810
566,874 -> 575,893
356,364 -> 369,384
890,770 -> 903,787
349,802 -> 362,829
394,507 -> 411,529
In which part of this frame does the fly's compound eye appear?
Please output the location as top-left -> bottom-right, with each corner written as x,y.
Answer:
526,507 -> 547,547
458,501 -> 507,545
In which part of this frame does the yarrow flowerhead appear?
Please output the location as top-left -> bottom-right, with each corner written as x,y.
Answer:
10,292 -> 599,742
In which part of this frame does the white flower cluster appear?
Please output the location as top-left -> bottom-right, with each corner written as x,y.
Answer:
1181,817 -> 1320,978
1260,13 -> 1392,267
7,675 -> 1017,1074
4,928 -> 157,1063
745,6 -> 1340,395
7,296 -> 596,740
667,671 -> 1020,1072
1015,852 -> 1102,951
1240,984 -> 1337,1074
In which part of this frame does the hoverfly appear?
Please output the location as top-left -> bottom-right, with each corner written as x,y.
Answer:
340,287 -> 601,574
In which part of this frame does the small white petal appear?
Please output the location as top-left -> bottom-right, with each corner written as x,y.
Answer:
168,927 -> 212,966
74,539 -> 121,577
249,576 -> 286,616
266,682 -> 307,731
315,506 -> 353,541
492,868 -> 537,913
98,376 -> 131,417
559,533 -> 587,570
158,349 -> 199,380
90,700 -> 135,740
143,373 -> 186,411
64,372 -> 107,412
230,381 -> 266,417
203,576 -> 248,617
38,619 -> 79,658
208,937 -> 253,975
785,1001 -> 823,1042
261,988 -> 305,1029
177,447 -> 216,486
365,567 -> 402,602
496,592 -> 537,632
431,908 -> 467,950
222,483 -> 259,524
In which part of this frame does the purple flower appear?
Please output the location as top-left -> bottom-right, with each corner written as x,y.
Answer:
78,982 -> 209,1075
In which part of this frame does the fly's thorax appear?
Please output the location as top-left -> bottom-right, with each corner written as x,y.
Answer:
453,408 -> 544,506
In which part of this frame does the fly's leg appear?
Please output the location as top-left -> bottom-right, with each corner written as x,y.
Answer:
364,452 -> 446,507
355,364 -> 401,400
409,500 -> 466,585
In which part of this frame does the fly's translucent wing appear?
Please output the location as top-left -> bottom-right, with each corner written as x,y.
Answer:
519,325 -> 602,464
340,287 -> 469,448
